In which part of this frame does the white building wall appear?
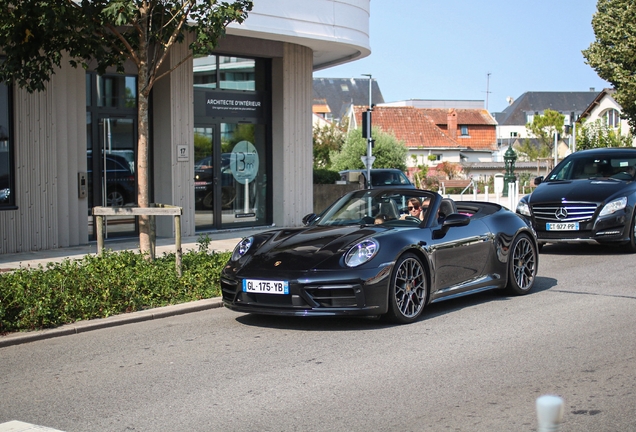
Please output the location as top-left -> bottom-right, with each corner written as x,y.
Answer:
271,43 -> 314,227
228,0 -> 370,69
153,34 -> 195,238
0,58 -> 87,254
585,95 -> 631,136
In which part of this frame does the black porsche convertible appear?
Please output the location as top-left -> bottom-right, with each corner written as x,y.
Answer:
221,188 -> 539,324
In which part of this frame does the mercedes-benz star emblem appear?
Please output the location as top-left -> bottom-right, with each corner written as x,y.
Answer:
555,207 -> 568,220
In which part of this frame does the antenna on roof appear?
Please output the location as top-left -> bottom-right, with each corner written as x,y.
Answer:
484,72 -> 492,111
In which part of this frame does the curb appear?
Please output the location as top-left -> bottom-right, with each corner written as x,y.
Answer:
0,298 -> 224,348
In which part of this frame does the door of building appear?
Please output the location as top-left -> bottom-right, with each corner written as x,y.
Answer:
194,122 -> 267,230
87,116 -> 138,239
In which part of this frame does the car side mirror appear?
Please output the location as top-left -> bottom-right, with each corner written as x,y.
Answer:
302,213 -> 318,226
442,213 -> 470,228
433,213 -> 470,239
534,176 -> 544,186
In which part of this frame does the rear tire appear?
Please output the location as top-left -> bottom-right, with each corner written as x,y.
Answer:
504,233 -> 537,295
385,253 -> 428,324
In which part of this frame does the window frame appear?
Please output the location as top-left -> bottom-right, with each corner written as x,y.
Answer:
602,108 -> 620,128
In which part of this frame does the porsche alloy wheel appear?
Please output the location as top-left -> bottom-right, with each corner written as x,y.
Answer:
386,253 -> 428,324
505,234 -> 537,295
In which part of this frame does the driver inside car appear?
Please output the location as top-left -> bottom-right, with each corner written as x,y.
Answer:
400,197 -> 426,221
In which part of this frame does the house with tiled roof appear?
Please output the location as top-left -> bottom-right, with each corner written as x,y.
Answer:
578,88 -> 634,145
348,105 -> 497,174
493,91 -> 600,139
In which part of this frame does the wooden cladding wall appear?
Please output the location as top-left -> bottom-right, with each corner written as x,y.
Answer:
273,43 -> 313,227
0,60 -> 87,254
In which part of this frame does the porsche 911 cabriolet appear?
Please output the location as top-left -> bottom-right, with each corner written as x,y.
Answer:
221,188 -> 539,324
516,147 -> 636,252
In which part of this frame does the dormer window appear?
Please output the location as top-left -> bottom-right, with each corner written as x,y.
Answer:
603,109 -> 620,128
460,125 -> 469,136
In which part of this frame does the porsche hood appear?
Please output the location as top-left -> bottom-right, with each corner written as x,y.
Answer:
241,225 -> 380,271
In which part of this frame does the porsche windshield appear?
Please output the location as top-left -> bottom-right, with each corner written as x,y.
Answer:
547,155 -> 636,181
316,190 -> 435,226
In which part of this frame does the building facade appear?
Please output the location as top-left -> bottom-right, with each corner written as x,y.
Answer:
0,0 -> 371,255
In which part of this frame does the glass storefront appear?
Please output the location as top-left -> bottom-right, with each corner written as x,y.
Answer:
193,55 -> 271,231
0,74 -> 12,209
86,73 -> 138,239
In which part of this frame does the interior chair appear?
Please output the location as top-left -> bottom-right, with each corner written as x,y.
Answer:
438,198 -> 457,220
377,200 -> 400,220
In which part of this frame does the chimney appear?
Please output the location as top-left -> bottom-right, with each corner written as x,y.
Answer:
447,109 -> 457,140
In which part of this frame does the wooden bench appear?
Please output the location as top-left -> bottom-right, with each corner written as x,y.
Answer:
92,204 -> 184,275
440,179 -> 473,195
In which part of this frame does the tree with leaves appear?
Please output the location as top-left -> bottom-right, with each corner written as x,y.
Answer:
435,161 -> 462,180
514,138 -> 551,161
576,118 -> 634,150
312,122 -> 346,168
526,109 -> 564,155
0,0 -> 252,258
330,127 -> 408,172
583,0 -> 636,133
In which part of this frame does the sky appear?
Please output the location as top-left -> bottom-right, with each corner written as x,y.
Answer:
314,0 -> 610,114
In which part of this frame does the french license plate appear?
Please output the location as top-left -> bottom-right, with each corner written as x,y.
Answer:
547,222 -> 579,231
243,279 -> 289,295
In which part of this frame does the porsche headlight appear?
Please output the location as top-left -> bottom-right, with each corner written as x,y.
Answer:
516,201 -> 531,217
599,197 -> 627,217
232,236 -> 253,261
344,239 -> 379,267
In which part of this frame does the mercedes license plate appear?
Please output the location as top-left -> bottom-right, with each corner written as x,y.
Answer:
547,222 -> 579,231
243,279 -> 289,294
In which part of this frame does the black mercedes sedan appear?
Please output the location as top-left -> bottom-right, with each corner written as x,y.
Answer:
221,188 -> 538,324
516,147 -> 636,252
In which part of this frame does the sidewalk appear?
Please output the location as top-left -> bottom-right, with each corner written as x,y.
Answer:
0,228 -> 262,271
0,227 -> 268,348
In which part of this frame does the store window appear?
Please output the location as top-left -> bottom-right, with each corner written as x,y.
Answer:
193,54 -> 270,231
0,73 -> 13,209
86,72 -> 138,239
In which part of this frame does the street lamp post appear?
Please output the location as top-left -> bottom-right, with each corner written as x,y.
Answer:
361,73 -> 373,188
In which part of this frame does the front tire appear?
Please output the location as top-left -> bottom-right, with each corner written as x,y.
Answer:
385,253 -> 428,324
623,213 -> 636,253
504,233 -> 537,295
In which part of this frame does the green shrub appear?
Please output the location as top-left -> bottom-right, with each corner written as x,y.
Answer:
313,168 -> 341,184
0,248 -> 231,333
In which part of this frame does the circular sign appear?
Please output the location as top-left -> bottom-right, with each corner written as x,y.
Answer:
230,140 -> 259,183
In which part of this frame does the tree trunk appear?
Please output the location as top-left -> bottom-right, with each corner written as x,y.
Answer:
137,5 -> 153,259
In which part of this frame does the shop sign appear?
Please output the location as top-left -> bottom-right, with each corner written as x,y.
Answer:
205,92 -> 263,118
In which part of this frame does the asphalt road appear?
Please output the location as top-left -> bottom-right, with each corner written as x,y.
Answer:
1,243 -> 636,432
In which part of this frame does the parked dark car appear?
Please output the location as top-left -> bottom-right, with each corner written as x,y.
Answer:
87,153 -> 136,207
339,168 -> 415,188
516,147 -> 636,252
221,187 -> 538,324
194,154 -> 235,209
